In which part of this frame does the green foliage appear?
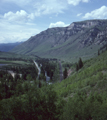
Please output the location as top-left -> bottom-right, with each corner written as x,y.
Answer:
61,92 -> 107,120
26,74 -> 32,81
76,58 -> 83,71
1,50 -> 107,119
14,73 -> 20,82
39,73 -> 46,81
52,66 -> 59,82
53,50 -> 107,99
16,83 -> 23,96
23,82 -> 30,92
0,86 -> 64,120
76,63 -> 79,71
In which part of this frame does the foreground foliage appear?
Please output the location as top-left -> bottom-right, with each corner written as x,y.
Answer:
62,92 -> 107,120
1,88 -> 107,120
1,50 -> 107,119
0,86 -> 65,120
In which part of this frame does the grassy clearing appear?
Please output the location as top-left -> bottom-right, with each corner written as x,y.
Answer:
0,60 -> 31,65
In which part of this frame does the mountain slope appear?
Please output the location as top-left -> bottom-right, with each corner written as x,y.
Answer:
11,19 -> 107,61
54,49 -> 107,98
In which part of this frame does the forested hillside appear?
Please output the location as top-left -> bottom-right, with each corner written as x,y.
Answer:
1,49 -> 107,119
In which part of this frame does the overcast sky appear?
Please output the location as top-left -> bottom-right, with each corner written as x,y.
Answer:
0,0 -> 107,43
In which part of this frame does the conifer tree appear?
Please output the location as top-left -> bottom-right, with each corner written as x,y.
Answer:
76,58 -> 83,71
98,50 -> 100,56
38,80 -> 42,88
76,63 -> 79,71
78,58 -> 83,69
63,68 -> 67,79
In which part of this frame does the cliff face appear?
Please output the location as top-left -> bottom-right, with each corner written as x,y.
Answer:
11,19 -> 107,61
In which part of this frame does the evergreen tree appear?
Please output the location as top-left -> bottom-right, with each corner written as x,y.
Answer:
98,50 -> 100,56
78,58 -> 83,69
63,68 -> 67,79
38,80 -> 42,88
76,63 -> 79,71
76,58 -> 83,71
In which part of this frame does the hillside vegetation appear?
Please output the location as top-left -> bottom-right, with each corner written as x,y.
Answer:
1,47 -> 107,119
54,50 -> 107,97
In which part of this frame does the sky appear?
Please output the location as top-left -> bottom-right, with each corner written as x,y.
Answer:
0,0 -> 107,43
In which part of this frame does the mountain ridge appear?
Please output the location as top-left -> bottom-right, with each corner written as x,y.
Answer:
11,19 -> 107,61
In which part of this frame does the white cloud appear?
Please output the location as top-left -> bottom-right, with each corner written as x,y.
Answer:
83,6 -> 107,19
34,0 -> 67,16
49,21 -> 69,28
3,10 -> 35,23
77,13 -> 83,17
1,0 -> 90,18
0,0 -> 68,43
0,20 -> 40,43
2,0 -> 31,6
67,0 -> 89,6
2,0 -> 67,16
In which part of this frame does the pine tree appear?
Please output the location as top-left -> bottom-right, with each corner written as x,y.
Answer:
78,58 -> 83,69
98,50 -> 100,56
38,80 -> 42,88
76,63 -> 79,71
63,68 -> 67,79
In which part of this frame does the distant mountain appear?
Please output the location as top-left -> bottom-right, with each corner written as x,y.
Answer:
11,19 -> 107,61
0,42 -> 23,52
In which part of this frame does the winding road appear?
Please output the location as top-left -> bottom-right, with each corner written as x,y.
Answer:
33,60 -> 41,79
33,60 -> 50,82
